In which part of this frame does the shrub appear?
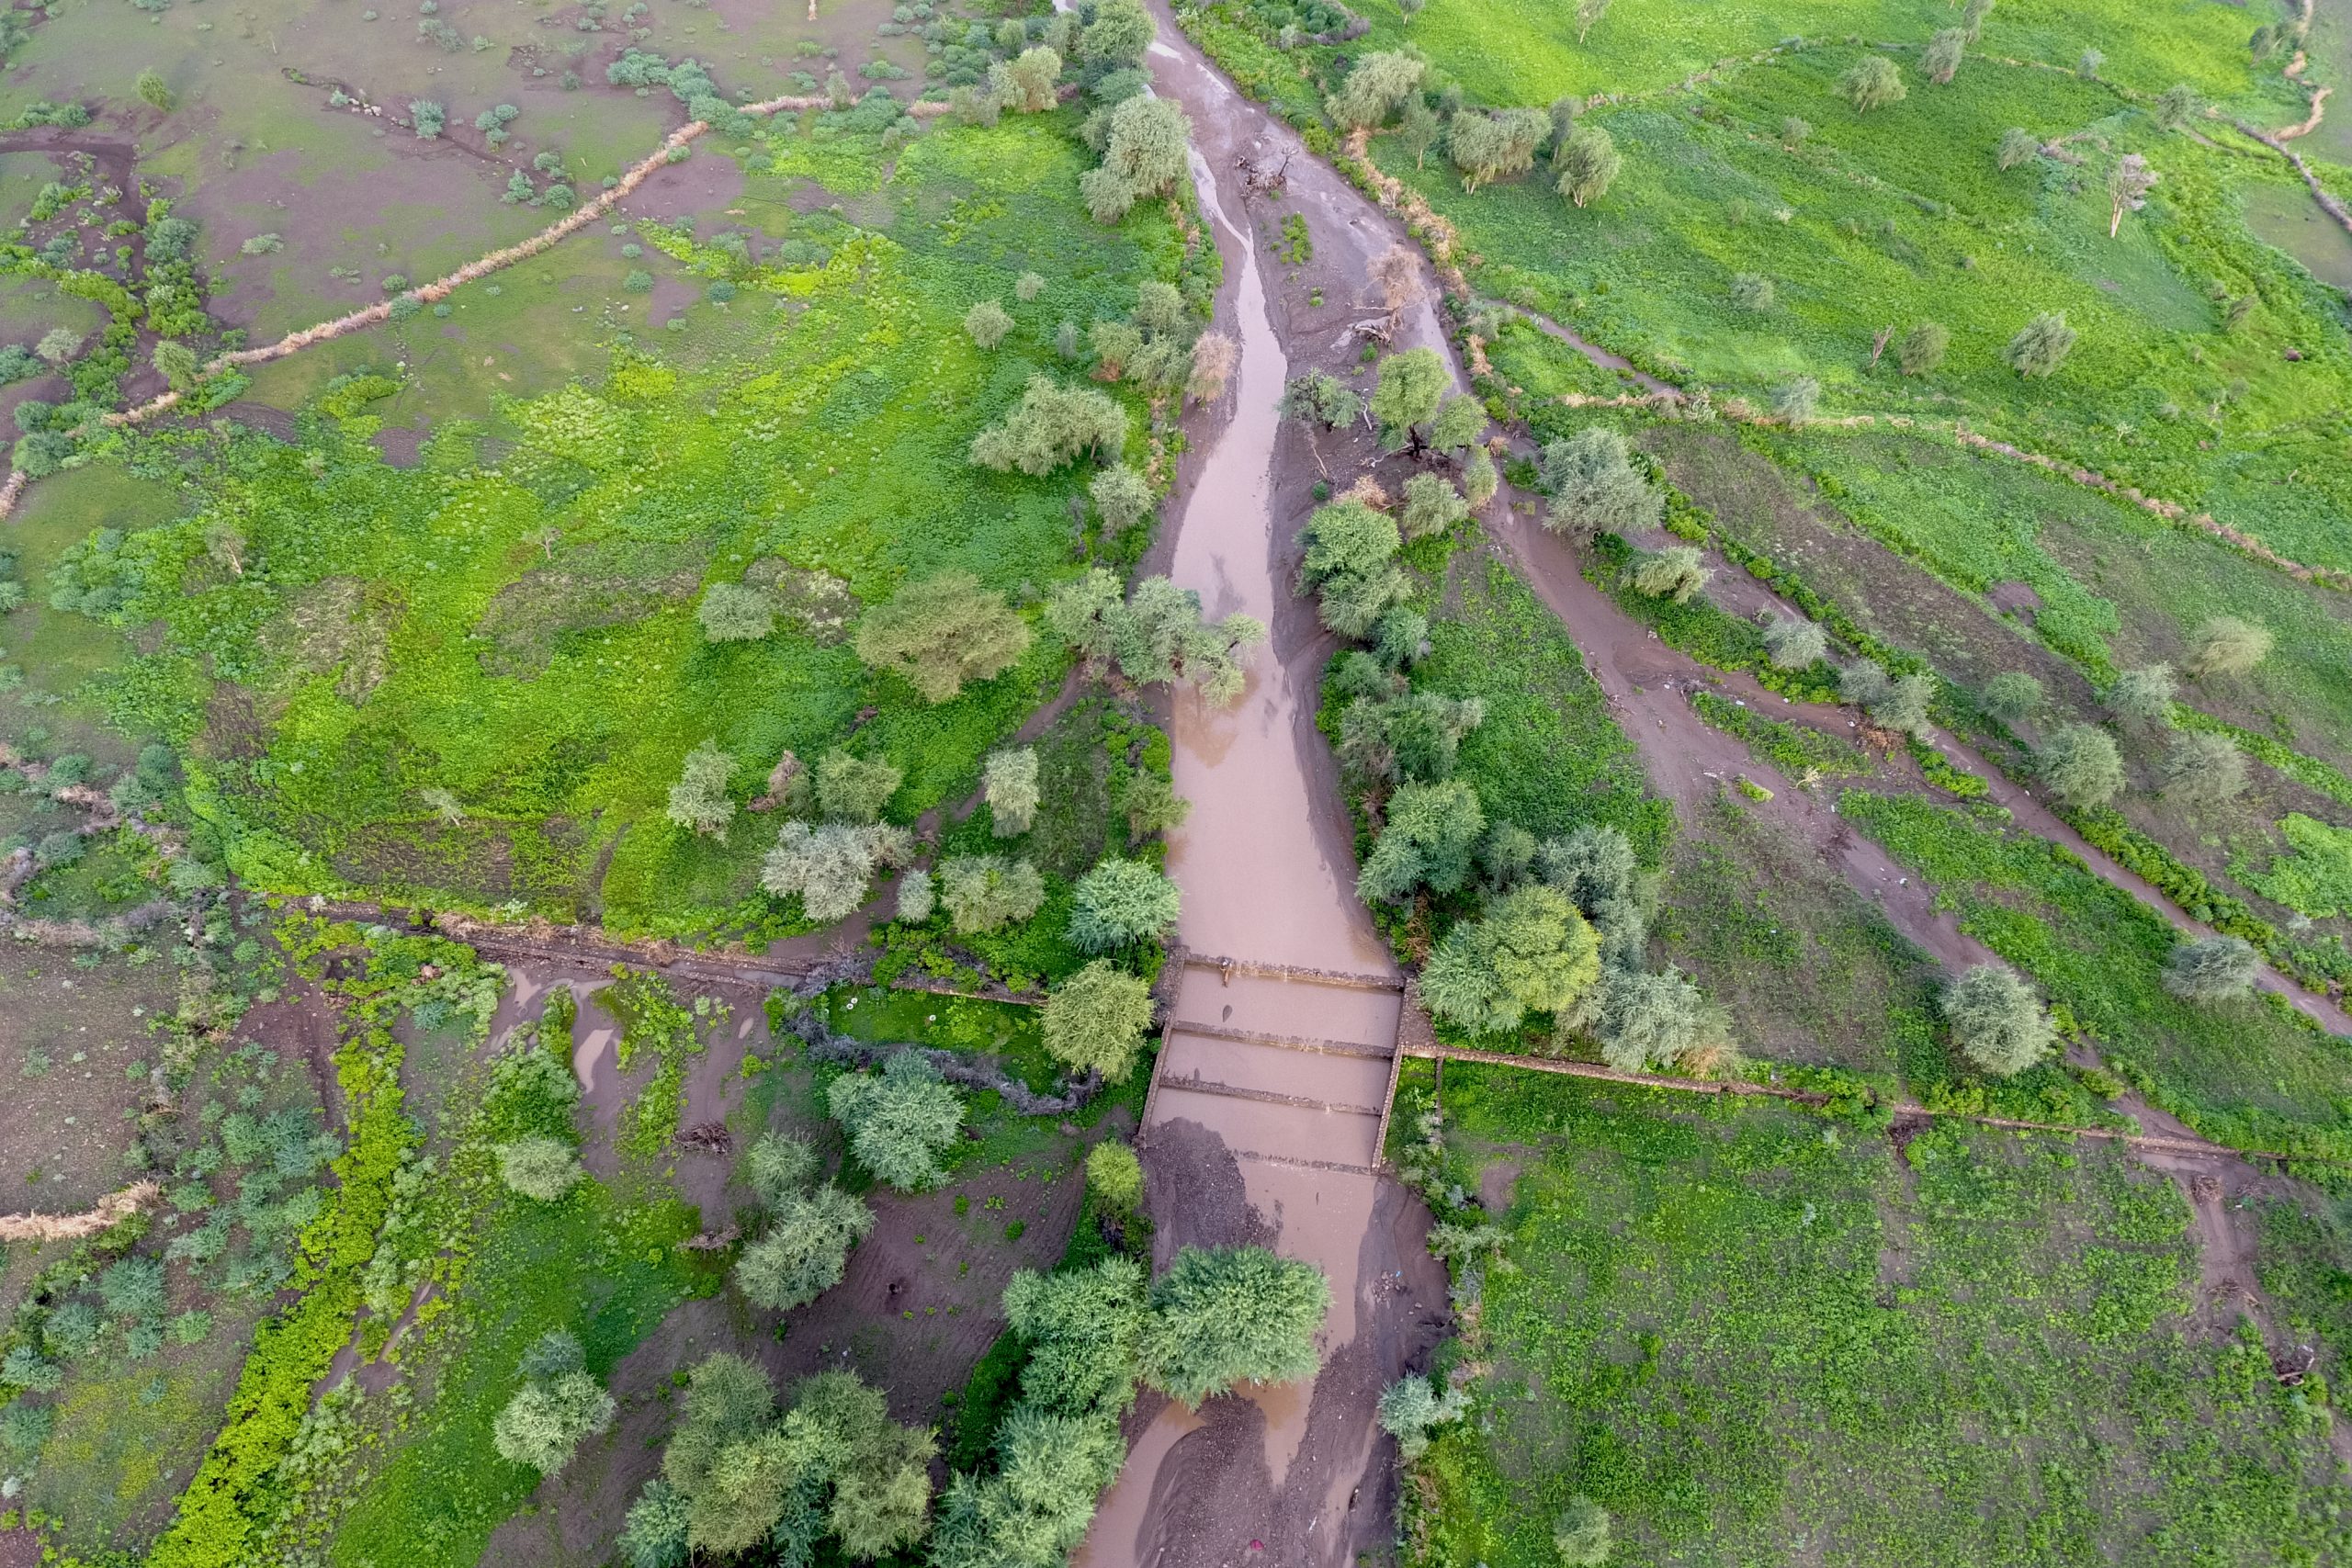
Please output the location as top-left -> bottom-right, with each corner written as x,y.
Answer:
34,326 -> 81,367
1761,615 -> 1826,670
1140,1246 -> 1329,1406
1015,270 -> 1046,302
665,741 -> 736,836
1627,546 -> 1709,604
938,854 -> 1046,932
2185,615 -> 2273,678
2005,311 -> 2075,378
1841,54 -> 1905,112
1924,27 -> 1966,83
2163,935 -> 2258,1003
2160,730 -> 2247,806
137,66 -> 175,112
1068,857 -> 1181,951
1279,370 -> 1362,430
1043,960 -> 1156,1080
410,98 -> 446,138
2037,724 -> 2123,806
970,377 -> 1128,474
0,1398 -> 54,1460
1554,124 -> 1620,208
1090,462 -> 1155,533
1870,671 -> 1937,737
1729,271 -> 1774,311
829,1051 -> 964,1190
1981,670 -> 2043,723
1186,331 -> 1238,405
737,1182 -> 874,1310
1780,115 -> 1811,150
492,1334 -> 615,1473
964,299 -> 1013,349
1376,1376 -> 1468,1459
1080,94 -> 1190,222
1898,321 -> 1949,375
1085,1139 -> 1145,1213
1941,964 -> 2053,1076
101,1257 -> 167,1321
1554,1498 -> 1613,1567
697,581 -> 775,641
2107,664 -> 2177,728
1996,127 -> 2038,170
984,747 -> 1040,837
1449,107 -> 1548,191
1771,376 -> 1821,424
498,1134 -> 586,1201
814,750 -> 902,824
854,571 -> 1032,703
2154,83 -> 2199,130
153,338 -> 200,390
1463,446 -> 1499,507
1541,427 -> 1660,537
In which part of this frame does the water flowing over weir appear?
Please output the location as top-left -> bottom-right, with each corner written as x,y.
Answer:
1078,13 -> 1449,1567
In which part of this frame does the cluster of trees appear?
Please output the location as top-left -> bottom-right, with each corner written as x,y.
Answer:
619,1359 -> 934,1566
1322,50 -> 1625,209
1048,567 -> 1265,706
932,1245 -> 1328,1565
734,1132 -> 874,1312
1978,617 -> 2271,814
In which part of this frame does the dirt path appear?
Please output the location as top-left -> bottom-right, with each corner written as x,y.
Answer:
1077,13 -> 1453,1566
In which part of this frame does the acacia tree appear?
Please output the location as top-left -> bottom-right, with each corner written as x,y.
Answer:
829,1052 -> 965,1190
1068,857 -> 1181,951
1298,499 -> 1409,637
2163,731 -> 2249,807
2108,153 -> 2158,237
983,747 -> 1040,837
1981,671 -> 2043,723
1139,1246 -> 1329,1406
1555,124 -> 1621,207
1042,960 -> 1156,1080
735,1135 -> 875,1313
1449,107 -> 1549,191
970,376 -> 1129,474
1899,321 -> 1949,375
1841,54 -> 1905,112
665,741 -> 736,836
1081,94 -> 1191,222
498,1134 -> 586,1201
762,821 -> 914,922
492,1330 -> 614,1474
1761,615 -> 1827,671
1540,427 -> 1660,536
1924,28 -> 1966,84
938,853 -> 1047,932
1359,778 -> 1486,902
1046,569 -> 1264,705
1627,546 -> 1709,604
1941,964 -> 2053,1076
618,1358 -> 933,1566
2005,311 -> 2076,377
1326,50 -> 1424,130
1369,347 -> 1449,449
854,571 -> 1032,703
1996,127 -> 2038,170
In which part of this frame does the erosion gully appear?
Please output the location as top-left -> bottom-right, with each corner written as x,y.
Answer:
1092,7 -> 2352,1555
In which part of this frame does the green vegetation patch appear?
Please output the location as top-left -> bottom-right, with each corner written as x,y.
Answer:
1839,789 -> 2352,1156
1417,547 -> 1670,857
2237,813 -> 2352,920
1403,1059 -> 2346,1568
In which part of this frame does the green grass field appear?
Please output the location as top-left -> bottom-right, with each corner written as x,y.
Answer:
22,107 -> 1184,940
1398,1060 -> 2348,1568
